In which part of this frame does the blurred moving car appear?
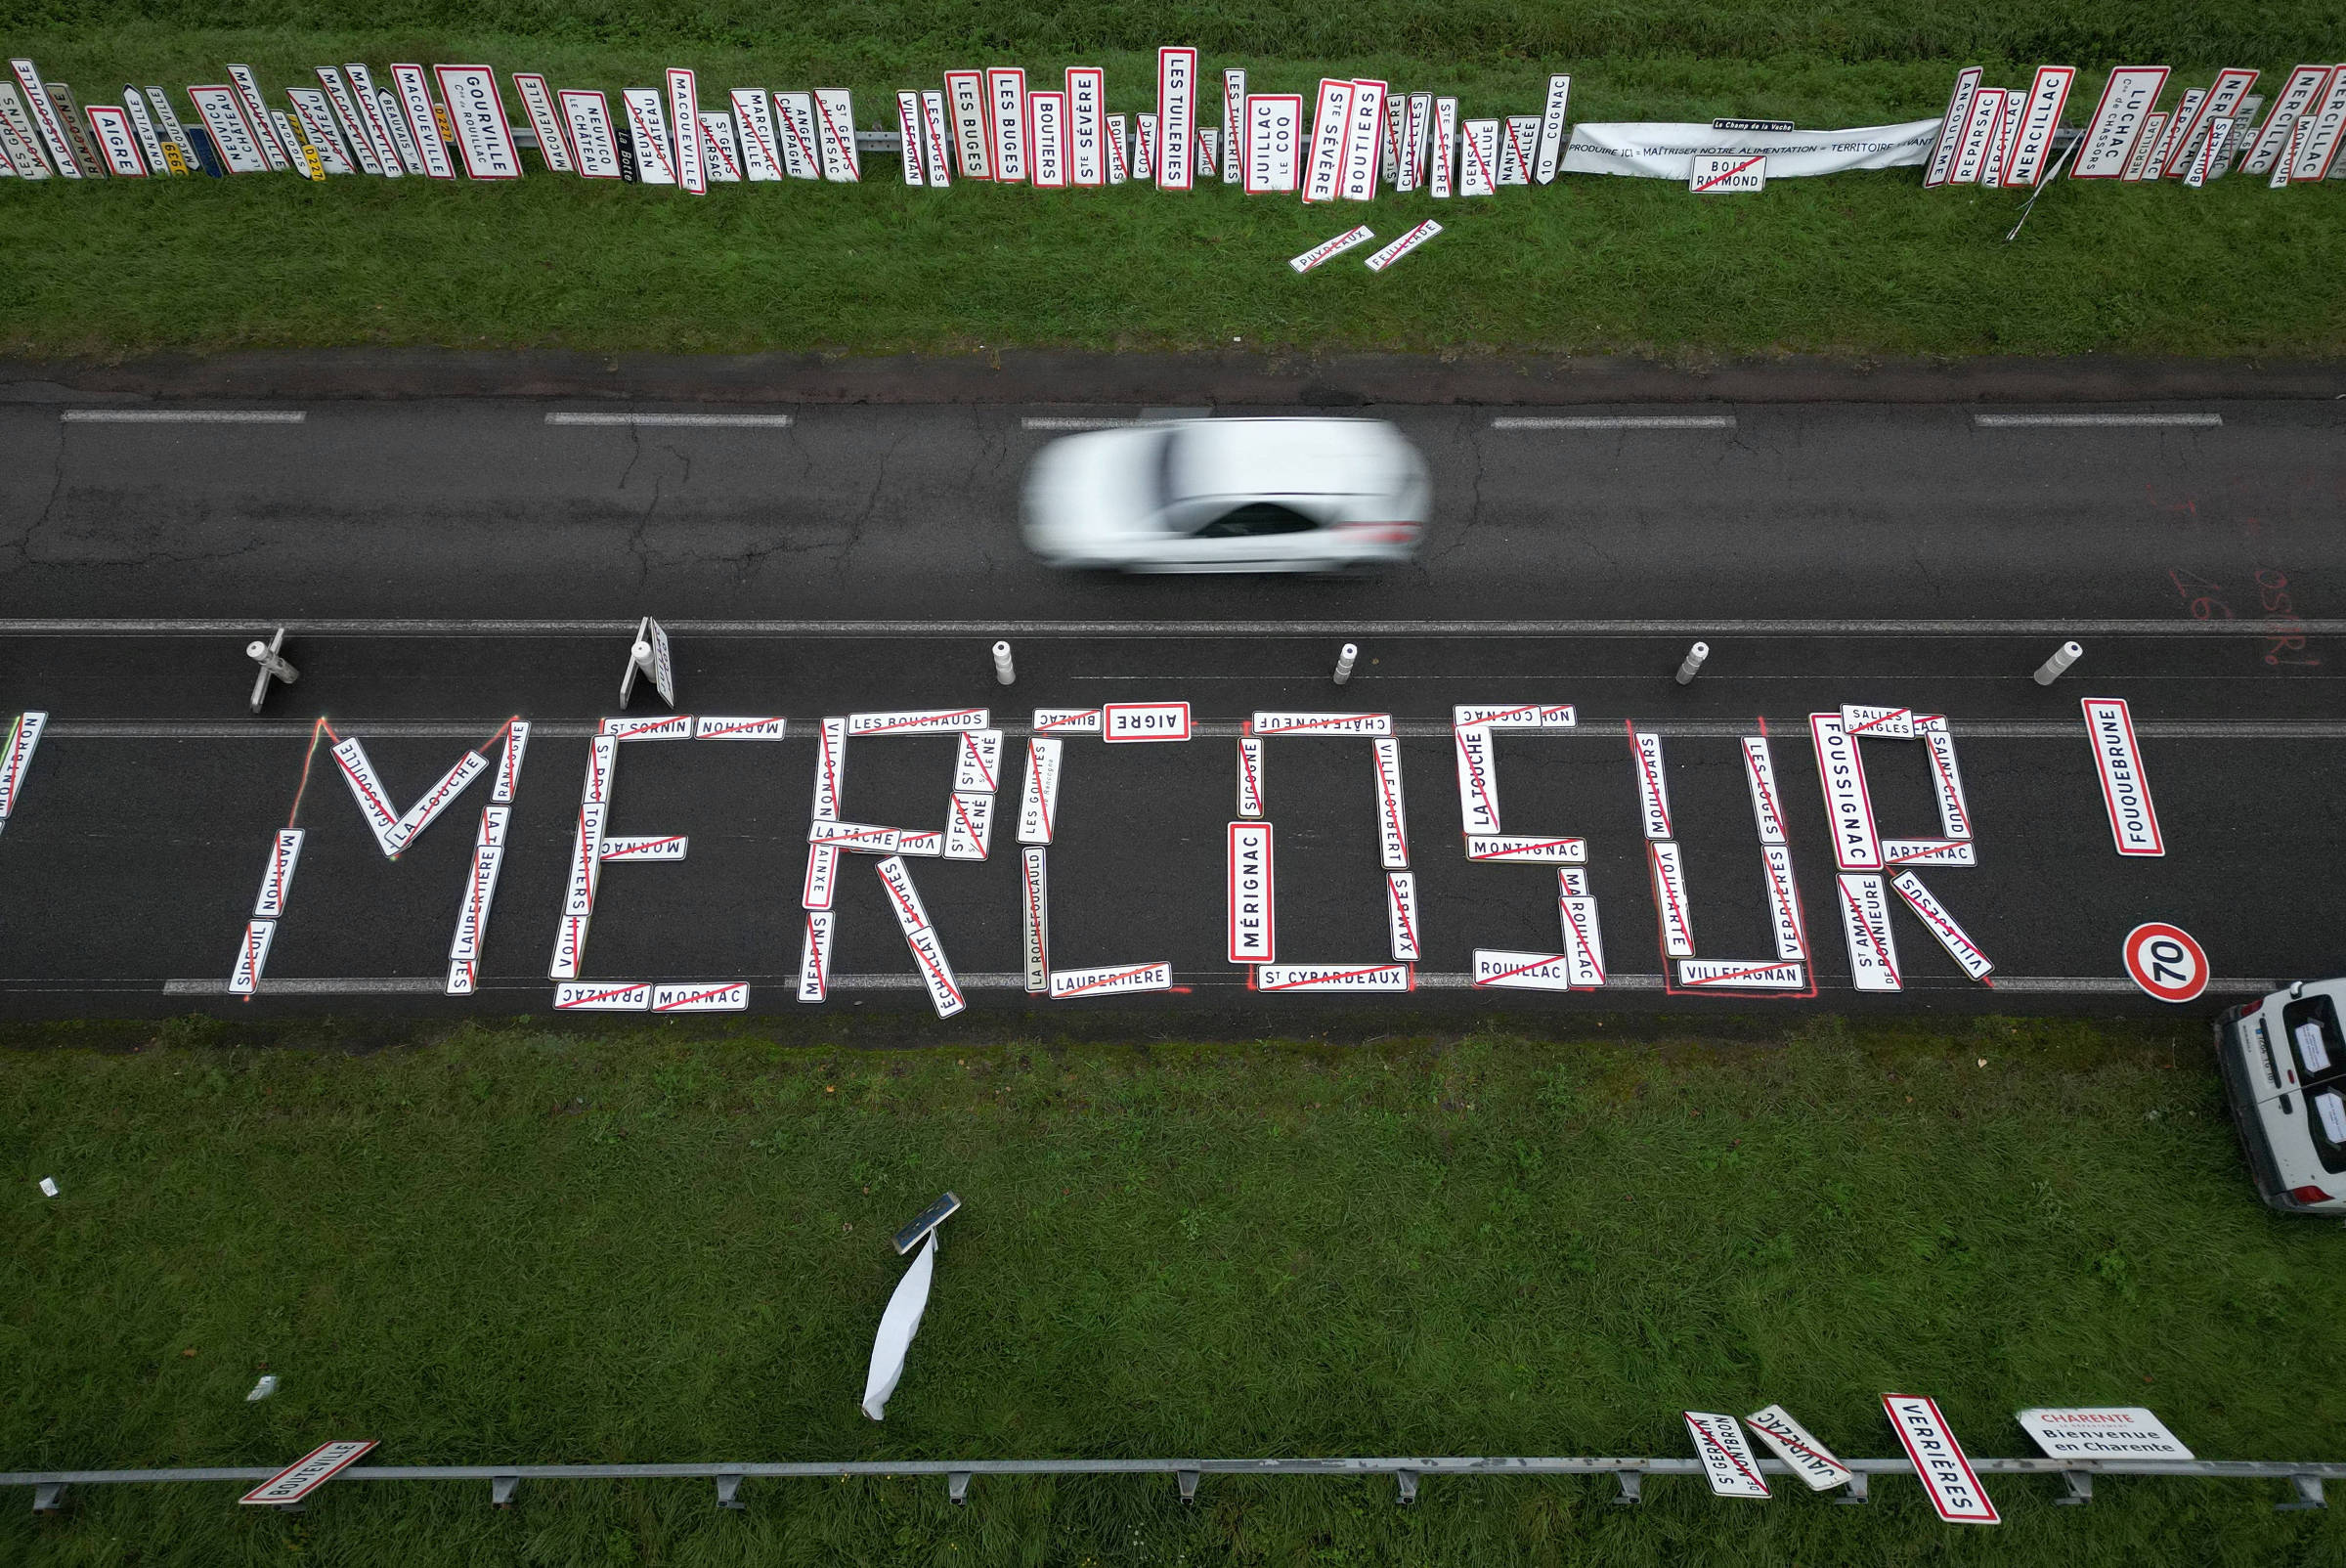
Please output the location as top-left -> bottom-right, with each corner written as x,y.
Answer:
1021,416 -> 1430,572
2216,978 -> 2346,1213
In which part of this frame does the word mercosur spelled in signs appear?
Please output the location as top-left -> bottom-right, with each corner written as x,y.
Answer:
156,688 -> 2200,1017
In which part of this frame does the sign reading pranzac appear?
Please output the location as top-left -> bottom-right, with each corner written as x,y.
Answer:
433,65 -> 521,178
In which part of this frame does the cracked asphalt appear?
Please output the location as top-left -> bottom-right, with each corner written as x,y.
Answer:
0,397 -> 2341,1024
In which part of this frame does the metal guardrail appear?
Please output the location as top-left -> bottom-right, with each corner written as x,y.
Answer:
6,1453 -> 2339,1514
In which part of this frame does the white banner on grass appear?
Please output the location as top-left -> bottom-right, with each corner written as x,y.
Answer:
1565,117 -> 1941,179
860,1231 -> 935,1420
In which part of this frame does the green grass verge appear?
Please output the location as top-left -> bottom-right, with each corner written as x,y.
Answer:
0,30 -> 2342,361
7,1016 -> 2346,1565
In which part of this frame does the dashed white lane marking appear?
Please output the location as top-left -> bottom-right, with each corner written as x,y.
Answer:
61,410 -> 305,424
1491,415 -> 1736,430
5,618 -> 2337,637
1973,413 -> 2223,428
544,412 -> 796,427
1021,416 -> 1143,430
157,972 -> 2276,996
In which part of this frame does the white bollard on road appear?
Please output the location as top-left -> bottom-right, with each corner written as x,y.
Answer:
993,641 -> 1016,685
2033,640 -> 2083,686
246,629 -> 298,714
1674,641 -> 1709,685
1332,643 -> 1358,685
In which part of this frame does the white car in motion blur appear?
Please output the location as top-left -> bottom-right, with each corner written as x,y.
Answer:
1021,416 -> 1430,572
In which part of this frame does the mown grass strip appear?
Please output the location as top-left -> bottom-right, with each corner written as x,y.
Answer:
1,40 -> 2341,362
4,1016 -> 2342,1564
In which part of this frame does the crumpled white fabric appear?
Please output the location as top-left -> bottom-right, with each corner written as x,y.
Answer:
860,1231 -> 936,1420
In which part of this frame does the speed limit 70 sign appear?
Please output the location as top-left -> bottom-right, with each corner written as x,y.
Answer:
2124,922 -> 2209,1003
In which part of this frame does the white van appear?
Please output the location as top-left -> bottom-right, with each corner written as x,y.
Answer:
2216,980 -> 2346,1214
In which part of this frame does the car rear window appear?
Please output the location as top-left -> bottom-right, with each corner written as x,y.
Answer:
2282,995 -> 2346,1174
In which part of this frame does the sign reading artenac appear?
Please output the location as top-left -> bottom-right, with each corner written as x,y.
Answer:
1563,118 -> 1941,179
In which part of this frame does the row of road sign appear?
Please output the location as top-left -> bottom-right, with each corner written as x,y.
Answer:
0,52 -> 1578,200
227,1402 -> 2190,1515
1928,63 -> 2346,189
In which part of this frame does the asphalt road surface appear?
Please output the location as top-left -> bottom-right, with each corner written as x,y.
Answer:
0,397 -> 2340,1022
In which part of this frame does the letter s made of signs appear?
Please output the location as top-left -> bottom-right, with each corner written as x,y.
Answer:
1452,702 -> 1602,994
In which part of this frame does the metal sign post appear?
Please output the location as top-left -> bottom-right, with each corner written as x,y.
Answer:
246,628 -> 297,714
618,616 -> 676,709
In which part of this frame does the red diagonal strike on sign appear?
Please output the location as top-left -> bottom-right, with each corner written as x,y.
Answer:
1055,962 -> 1161,997
1839,880 -> 1902,984
1464,125 -> 1498,188
1023,857 -> 1047,965
1894,879 -> 1990,971
1476,952 -> 1570,986
1026,747 -> 1055,839
1474,836 -> 1577,860
239,924 -> 267,989
698,717 -> 780,740
702,118 -> 742,179
574,806 -> 598,902
1692,152 -> 1764,193
804,914 -> 828,991
605,834 -> 686,858
1238,742 -> 1263,810
961,731 -> 999,791
811,93 -> 856,174
1683,960 -> 1797,988
562,982 -> 641,1008
1846,706 -> 1912,736
879,866 -> 928,933
1558,896 -> 1605,985
1260,714 -> 1377,733
656,984 -> 738,1012
740,105 -> 783,175
1500,115 -> 1533,177
857,709 -> 982,735
949,791 -> 986,850
1456,701 -> 1541,732
1745,741 -> 1787,838
333,746 -> 398,831
1260,964 -> 1400,991
1374,749 -> 1407,848
1034,710 -> 1099,733
1761,850 -> 1802,946
1690,1417 -> 1768,1490
818,722 -> 843,808
1387,873 -> 1420,954
1648,842 -> 1693,949
627,98 -> 676,180
777,98 -> 820,173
